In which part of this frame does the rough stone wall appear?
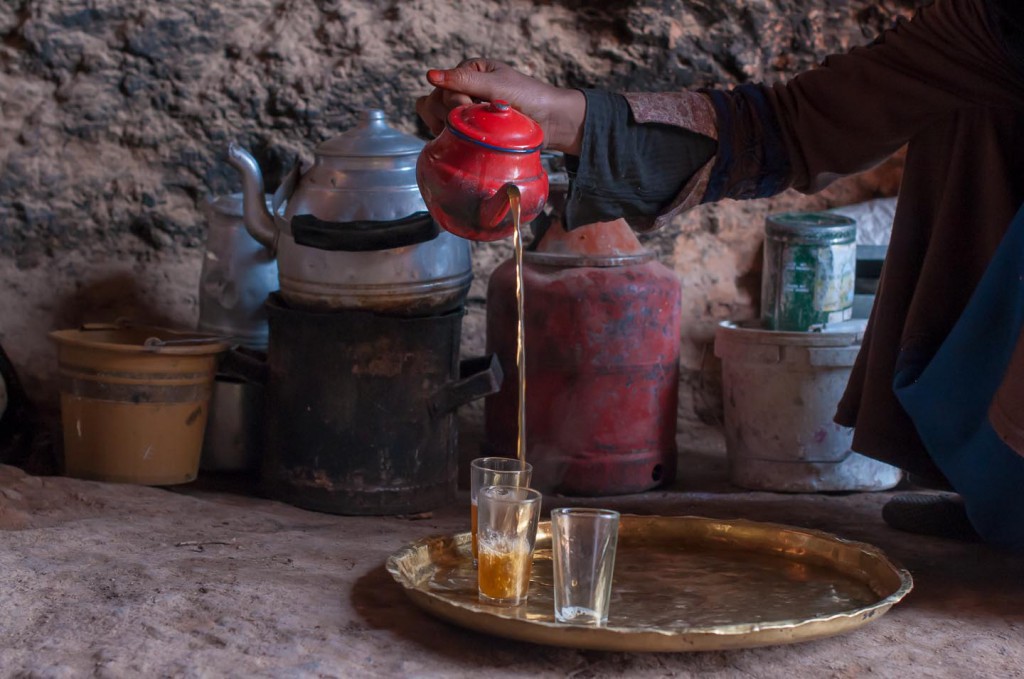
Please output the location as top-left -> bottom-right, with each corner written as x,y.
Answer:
0,0 -> 920,446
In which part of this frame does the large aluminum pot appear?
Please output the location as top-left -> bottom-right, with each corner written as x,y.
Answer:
227,110 -> 472,315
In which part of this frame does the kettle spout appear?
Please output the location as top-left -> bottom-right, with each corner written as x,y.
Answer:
226,143 -> 278,253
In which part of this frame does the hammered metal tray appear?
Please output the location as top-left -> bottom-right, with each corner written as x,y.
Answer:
386,515 -> 912,652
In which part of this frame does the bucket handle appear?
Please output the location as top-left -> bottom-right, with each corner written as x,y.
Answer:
141,336 -> 234,349
78,321 -> 234,351
429,354 -> 503,417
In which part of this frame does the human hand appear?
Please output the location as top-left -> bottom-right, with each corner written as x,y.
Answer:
415,58 -> 586,156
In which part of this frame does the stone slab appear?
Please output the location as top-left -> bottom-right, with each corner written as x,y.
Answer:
1,456 -> 1021,677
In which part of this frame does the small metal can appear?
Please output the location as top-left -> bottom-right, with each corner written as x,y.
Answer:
761,212 -> 857,331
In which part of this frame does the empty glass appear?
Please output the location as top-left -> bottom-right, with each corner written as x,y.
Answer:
476,485 -> 542,606
551,507 -> 621,625
470,457 -> 532,560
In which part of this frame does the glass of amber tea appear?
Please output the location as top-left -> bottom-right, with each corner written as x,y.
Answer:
476,485 -> 542,606
470,457 -> 533,561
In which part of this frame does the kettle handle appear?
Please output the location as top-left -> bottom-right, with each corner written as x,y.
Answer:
429,354 -> 504,417
290,212 -> 440,252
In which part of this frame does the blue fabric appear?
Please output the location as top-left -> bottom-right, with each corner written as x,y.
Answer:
894,203 -> 1024,550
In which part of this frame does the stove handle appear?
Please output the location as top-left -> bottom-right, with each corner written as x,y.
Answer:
429,354 -> 503,417
217,346 -> 269,385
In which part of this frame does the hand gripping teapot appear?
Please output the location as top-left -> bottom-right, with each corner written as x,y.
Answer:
417,100 -> 549,241
227,110 -> 472,315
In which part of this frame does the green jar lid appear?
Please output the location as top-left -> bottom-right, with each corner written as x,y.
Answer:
765,211 -> 857,244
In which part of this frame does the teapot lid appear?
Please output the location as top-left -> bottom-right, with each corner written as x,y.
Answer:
447,101 -> 544,152
288,109 -> 428,224
317,109 -> 424,158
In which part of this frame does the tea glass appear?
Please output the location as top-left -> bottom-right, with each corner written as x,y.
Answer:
476,485 -> 542,606
550,507 -> 621,625
470,457 -> 532,560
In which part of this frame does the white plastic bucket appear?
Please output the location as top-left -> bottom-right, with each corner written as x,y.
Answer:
714,320 -> 902,492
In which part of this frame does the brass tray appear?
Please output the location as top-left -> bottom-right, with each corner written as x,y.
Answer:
386,515 -> 912,652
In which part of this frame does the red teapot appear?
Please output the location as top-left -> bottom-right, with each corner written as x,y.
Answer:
416,100 -> 549,241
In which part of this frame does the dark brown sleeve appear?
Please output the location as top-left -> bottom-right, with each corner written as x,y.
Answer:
768,0 -> 1024,194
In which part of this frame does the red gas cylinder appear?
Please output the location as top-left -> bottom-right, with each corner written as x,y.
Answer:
484,218 -> 682,495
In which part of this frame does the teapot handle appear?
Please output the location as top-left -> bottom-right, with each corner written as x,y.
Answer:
290,212 -> 441,251
478,184 -> 513,230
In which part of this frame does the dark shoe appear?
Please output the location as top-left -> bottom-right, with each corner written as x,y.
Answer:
882,493 -> 981,542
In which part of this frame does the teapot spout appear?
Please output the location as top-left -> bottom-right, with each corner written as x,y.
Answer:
226,143 -> 279,253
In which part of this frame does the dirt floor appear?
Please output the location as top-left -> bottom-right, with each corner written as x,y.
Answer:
1,443 -> 1022,678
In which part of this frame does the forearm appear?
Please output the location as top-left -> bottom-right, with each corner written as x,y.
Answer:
563,89 -> 717,232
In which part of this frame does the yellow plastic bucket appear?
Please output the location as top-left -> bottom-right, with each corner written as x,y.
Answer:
50,325 -> 229,485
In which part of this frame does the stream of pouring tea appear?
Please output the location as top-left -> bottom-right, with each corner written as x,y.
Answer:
506,185 -> 527,465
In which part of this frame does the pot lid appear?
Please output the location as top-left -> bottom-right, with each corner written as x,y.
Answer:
447,100 -> 544,152
765,211 -> 857,244
287,109 -> 428,224
317,109 -> 424,157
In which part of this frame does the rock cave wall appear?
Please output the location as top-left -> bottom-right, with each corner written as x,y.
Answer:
0,0 -> 921,449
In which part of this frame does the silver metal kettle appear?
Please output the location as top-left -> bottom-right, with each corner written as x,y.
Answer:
227,109 -> 472,315
198,193 -> 279,349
